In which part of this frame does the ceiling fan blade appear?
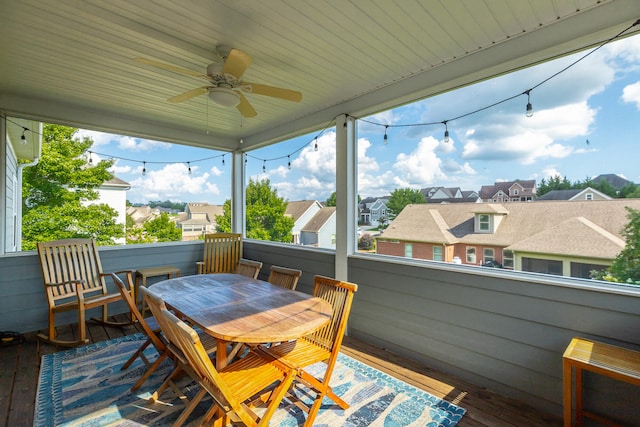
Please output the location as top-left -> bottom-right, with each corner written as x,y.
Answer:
167,87 -> 209,103
236,92 -> 257,117
135,57 -> 207,79
222,48 -> 252,81
241,83 -> 302,102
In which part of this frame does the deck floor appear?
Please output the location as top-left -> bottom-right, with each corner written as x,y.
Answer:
0,314 -> 562,426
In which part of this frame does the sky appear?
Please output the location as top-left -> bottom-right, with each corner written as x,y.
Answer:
78,32 -> 640,206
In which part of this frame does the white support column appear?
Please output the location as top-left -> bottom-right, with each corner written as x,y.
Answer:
0,116 -> 6,255
231,150 -> 246,236
335,114 -> 357,281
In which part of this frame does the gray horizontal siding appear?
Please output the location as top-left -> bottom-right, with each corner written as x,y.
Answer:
348,254 -> 640,421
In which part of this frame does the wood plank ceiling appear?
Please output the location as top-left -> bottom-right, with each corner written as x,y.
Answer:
0,0 -> 638,152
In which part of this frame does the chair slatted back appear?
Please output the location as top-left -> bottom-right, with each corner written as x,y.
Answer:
268,266 -> 302,291
37,238 -> 106,303
306,275 -> 357,352
159,308 -> 236,409
140,287 -> 181,349
200,233 -> 242,274
236,258 -> 262,279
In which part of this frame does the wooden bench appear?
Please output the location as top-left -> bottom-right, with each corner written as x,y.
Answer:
563,337 -> 640,426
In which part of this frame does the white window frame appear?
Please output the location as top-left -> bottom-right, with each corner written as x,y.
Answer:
466,247 -> 476,264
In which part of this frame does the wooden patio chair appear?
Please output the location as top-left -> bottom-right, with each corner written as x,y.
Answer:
261,275 -> 358,426
197,233 -> 242,274
140,286 -> 217,402
236,258 -> 263,279
158,307 -> 296,427
267,265 -> 302,290
114,278 -> 170,391
36,238 -> 134,346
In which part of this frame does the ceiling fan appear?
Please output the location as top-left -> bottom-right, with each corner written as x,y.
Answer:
135,46 -> 302,118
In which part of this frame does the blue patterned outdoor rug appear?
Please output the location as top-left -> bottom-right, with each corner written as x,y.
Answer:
35,334 -> 465,426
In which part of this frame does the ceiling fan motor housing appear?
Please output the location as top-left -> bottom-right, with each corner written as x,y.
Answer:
208,87 -> 240,108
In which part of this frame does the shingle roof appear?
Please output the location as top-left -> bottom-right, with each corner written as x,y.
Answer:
302,207 -> 336,233
285,200 -> 320,221
378,199 -> 640,259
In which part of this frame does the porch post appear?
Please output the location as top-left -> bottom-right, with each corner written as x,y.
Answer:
335,114 -> 357,280
0,116 -> 5,255
231,150 -> 246,236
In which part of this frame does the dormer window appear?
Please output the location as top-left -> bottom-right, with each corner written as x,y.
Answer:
477,214 -> 491,232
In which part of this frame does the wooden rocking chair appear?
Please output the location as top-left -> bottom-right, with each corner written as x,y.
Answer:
36,238 -> 134,346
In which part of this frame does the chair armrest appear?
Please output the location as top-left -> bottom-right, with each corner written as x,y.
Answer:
101,270 -> 135,290
43,279 -> 86,287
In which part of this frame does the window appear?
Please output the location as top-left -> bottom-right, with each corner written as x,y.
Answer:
503,250 -> 514,269
466,247 -> 476,264
477,214 -> 490,232
483,248 -> 495,262
405,243 -> 413,258
433,246 -> 443,261
522,257 -> 563,276
586,193 -> 593,200
513,189 -> 519,196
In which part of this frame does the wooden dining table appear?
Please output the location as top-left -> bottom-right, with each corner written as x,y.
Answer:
149,273 -> 333,368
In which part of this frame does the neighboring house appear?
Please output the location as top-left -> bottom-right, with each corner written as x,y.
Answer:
285,200 -> 323,244
300,207 -> 337,249
376,199 -> 640,278
420,187 -> 481,203
2,118 -> 42,253
479,179 -> 536,202
127,205 -> 161,226
90,176 -> 131,244
359,196 -> 390,226
536,187 -> 612,201
178,202 -> 224,241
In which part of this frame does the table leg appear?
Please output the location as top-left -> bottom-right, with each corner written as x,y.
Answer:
216,339 -> 229,369
575,367 -> 583,427
563,359 -> 572,427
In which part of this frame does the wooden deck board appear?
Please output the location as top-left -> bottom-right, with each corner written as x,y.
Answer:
0,314 -> 561,426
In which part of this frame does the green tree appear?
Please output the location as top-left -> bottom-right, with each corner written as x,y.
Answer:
537,175 -> 573,196
143,212 -> 182,242
216,179 -> 294,242
21,124 -> 124,250
326,191 -> 337,207
600,207 -> 640,285
386,188 -> 425,216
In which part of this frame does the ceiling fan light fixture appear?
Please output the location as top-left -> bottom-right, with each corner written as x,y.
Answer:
208,87 -> 240,108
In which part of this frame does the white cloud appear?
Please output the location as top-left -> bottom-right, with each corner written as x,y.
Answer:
622,81 -> 640,109
391,136 -> 447,188
126,163 -> 219,203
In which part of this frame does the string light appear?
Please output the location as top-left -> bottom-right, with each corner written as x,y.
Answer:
88,151 -> 93,164
288,155 -> 291,170
443,121 -> 450,143
20,127 -> 28,144
262,160 -> 266,173
187,162 -> 192,175
383,125 -> 389,144
524,90 -> 533,118
142,161 -> 146,176
314,137 -> 318,151
222,154 -> 225,166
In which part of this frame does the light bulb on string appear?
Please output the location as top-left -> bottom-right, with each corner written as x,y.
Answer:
88,151 -> 93,164
142,161 -> 146,176
20,128 -> 28,144
287,155 -> 291,170
263,160 -> 266,173
187,162 -> 192,175
525,90 -> 534,117
314,137 -> 318,151
383,125 -> 389,144
443,121 -> 450,143
222,155 -> 225,166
